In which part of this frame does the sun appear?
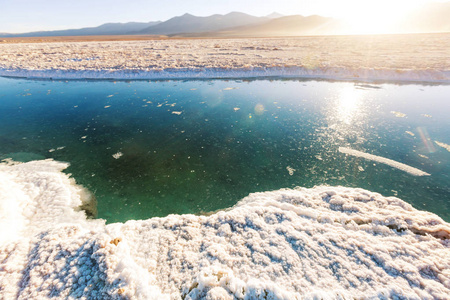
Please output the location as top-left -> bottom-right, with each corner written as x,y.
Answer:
325,0 -> 424,34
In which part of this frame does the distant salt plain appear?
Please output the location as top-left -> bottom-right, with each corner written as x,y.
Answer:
0,34 -> 449,82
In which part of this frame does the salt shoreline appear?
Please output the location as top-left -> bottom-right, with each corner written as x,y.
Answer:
1,66 -> 449,83
1,34 -> 449,83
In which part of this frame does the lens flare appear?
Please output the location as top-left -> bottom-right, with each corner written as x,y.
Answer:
417,127 -> 436,153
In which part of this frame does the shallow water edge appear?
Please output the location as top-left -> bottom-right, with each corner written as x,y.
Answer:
1,66 -> 449,84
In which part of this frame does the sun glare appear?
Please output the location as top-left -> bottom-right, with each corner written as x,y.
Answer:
336,86 -> 364,124
324,0 -> 424,34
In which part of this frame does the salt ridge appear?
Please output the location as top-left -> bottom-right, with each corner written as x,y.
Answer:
339,147 -> 431,176
1,159 -> 449,299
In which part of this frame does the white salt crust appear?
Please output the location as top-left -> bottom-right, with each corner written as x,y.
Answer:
0,160 -> 449,299
0,35 -> 449,83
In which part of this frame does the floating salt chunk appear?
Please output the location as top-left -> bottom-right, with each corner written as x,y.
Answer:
104,105 -> 111,108
286,166 -> 296,175
81,136 -> 87,139
391,111 -> 406,118
422,114 -> 432,118
107,95 -> 114,98
233,108 -> 240,111
172,111 -> 182,115
405,131 -> 415,136
112,152 -> 123,159
339,147 -> 430,176
435,141 -> 450,152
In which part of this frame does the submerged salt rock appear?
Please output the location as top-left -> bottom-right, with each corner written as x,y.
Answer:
0,160 -> 449,299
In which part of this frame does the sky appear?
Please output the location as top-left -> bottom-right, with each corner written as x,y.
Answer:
0,0 -> 446,33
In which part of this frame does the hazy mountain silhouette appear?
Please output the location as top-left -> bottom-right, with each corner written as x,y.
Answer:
0,21 -> 161,37
139,12 -> 268,35
210,15 -> 346,37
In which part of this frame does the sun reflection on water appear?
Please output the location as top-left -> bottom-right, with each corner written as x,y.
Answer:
320,85 -> 369,148
336,86 -> 366,125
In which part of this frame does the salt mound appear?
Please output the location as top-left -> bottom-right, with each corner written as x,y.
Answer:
0,160 -> 449,299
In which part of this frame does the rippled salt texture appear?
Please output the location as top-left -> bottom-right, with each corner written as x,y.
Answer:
0,34 -> 449,82
0,160 -> 449,299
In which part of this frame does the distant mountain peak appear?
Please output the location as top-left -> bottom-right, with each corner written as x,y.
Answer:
266,12 -> 284,19
226,11 -> 251,16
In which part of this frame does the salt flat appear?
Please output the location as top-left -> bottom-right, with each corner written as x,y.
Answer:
1,34 -> 450,300
1,34 -> 449,82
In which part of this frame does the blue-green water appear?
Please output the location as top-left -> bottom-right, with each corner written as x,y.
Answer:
0,77 -> 449,223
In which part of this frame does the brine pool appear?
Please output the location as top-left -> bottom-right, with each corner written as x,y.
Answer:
0,77 -> 449,223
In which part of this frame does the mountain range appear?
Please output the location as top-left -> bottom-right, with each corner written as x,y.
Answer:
1,3 -> 449,38
0,21 -> 161,38
139,12 -> 269,35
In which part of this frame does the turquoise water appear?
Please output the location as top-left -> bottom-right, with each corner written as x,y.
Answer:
0,77 -> 449,223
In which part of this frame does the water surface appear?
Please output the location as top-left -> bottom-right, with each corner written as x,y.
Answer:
0,78 -> 448,222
